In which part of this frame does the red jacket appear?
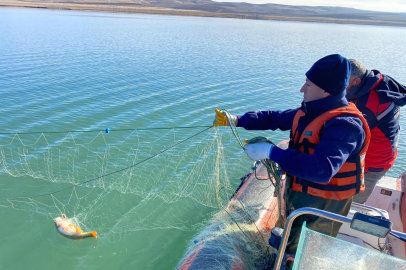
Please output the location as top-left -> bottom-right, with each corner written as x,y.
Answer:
346,70 -> 406,172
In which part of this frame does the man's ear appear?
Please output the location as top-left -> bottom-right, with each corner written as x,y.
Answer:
354,78 -> 361,86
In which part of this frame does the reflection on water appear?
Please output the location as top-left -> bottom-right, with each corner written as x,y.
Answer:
0,8 -> 406,269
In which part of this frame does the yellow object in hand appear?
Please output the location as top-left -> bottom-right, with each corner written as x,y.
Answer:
213,108 -> 237,127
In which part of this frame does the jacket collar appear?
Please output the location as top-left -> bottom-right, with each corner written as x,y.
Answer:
346,69 -> 381,101
301,91 -> 348,119
346,70 -> 406,106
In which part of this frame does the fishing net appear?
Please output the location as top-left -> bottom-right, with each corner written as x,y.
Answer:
175,161 -> 283,270
0,128 -> 233,234
0,126 -> 283,269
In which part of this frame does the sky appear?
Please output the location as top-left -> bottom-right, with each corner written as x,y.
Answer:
214,0 -> 406,13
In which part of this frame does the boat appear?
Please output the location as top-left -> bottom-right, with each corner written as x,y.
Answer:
176,141 -> 406,270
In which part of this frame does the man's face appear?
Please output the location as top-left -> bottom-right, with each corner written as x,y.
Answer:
300,78 -> 330,102
346,75 -> 361,92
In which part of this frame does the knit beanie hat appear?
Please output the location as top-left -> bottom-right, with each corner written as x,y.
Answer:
305,54 -> 351,96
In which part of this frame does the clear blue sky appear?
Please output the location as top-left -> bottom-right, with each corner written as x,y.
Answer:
214,0 -> 406,13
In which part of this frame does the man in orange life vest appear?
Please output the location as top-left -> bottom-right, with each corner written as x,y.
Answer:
214,54 -> 371,253
346,59 -> 406,204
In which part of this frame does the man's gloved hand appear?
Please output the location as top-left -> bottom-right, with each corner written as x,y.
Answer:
244,142 -> 274,161
213,108 -> 237,127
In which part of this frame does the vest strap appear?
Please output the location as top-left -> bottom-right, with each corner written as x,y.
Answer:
334,171 -> 357,178
297,179 -> 359,191
301,138 -> 317,154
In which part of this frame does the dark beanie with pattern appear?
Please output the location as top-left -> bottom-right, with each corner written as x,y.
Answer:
305,54 -> 351,96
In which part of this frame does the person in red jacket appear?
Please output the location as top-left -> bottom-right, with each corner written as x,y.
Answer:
346,59 -> 406,204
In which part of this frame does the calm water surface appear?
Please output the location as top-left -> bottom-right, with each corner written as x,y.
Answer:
0,7 -> 406,269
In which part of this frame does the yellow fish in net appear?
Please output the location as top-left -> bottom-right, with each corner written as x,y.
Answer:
54,214 -> 97,239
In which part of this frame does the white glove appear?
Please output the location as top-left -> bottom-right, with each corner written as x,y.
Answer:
244,142 -> 274,161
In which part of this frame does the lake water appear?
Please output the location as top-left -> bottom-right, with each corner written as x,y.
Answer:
0,7 -> 405,269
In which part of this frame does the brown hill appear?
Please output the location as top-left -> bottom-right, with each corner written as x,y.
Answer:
1,0 -> 406,27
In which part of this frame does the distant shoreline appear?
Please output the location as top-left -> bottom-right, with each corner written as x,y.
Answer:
1,1 -> 406,27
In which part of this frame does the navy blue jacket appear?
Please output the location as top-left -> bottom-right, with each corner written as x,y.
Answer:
237,93 -> 366,184
346,70 -> 406,107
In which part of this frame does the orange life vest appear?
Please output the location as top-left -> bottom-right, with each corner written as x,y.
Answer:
288,102 -> 371,201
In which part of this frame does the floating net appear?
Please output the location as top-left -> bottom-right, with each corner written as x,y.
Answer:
0,126 -> 281,269
0,127 -> 240,237
175,161 -> 282,270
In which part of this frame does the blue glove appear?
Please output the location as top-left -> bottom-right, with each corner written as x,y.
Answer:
244,142 -> 274,161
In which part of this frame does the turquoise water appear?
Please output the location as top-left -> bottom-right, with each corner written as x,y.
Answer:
0,7 -> 406,269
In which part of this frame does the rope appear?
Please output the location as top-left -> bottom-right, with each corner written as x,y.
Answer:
256,159 -> 284,228
213,111 -> 284,267
8,126 -> 213,199
220,113 -> 285,228
250,138 -> 284,228
0,125 -> 212,135
221,109 -> 245,149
